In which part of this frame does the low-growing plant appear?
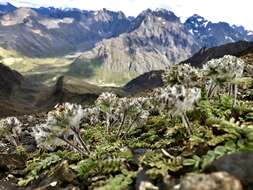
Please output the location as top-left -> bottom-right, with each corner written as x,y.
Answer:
162,64 -> 203,88
18,153 -> 62,186
3,57 -> 253,189
0,117 -> 22,146
203,55 -> 245,107
33,103 -> 91,155
96,92 -> 152,139
153,85 -> 201,135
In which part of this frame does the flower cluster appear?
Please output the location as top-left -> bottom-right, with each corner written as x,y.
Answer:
82,107 -> 100,126
153,85 -> 201,135
162,64 -> 202,88
154,85 -> 201,115
0,117 -> 22,146
203,55 -> 245,106
31,55 -> 247,152
96,92 -> 152,138
33,103 -> 90,155
33,93 -> 153,152
203,55 -> 244,83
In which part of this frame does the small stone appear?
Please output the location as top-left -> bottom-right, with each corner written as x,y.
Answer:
163,175 -> 176,189
27,115 -> 34,123
179,172 -> 242,190
206,152 -> 253,190
0,153 -> 26,171
139,181 -> 159,190
49,181 -> 57,187
7,174 -> 14,179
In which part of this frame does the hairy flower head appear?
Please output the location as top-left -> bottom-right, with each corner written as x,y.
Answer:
203,55 -> 245,83
163,64 -> 202,88
153,85 -> 201,115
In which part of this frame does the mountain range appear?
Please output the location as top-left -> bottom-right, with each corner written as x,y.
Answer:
0,3 -> 253,84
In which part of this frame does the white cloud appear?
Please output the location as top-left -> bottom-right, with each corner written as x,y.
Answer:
1,0 -> 253,30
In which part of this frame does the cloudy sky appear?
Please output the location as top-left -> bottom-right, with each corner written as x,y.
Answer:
1,0 -> 253,30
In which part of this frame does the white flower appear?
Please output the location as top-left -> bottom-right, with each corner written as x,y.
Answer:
153,85 -> 200,135
96,92 -> 118,110
32,124 -> 49,144
69,104 -> 84,127
32,123 -> 66,150
163,64 -> 202,88
0,117 -> 22,145
49,103 -> 84,129
203,55 -> 245,82
83,107 -> 100,126
0,117 -> 22,134
153,85 -> 201,115
96,92 -> 152,137
33,103 -> 88,151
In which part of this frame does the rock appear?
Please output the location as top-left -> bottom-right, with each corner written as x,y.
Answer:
162,175 -> 176,190
0,180 -> 20,190
0,153 -> 26,171
20,132 -> 36,153
179,172 -> 242,190
206,152 -> 253,190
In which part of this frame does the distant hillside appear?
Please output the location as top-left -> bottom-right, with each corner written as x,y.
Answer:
0,3 -> 252,85
182,41 -> 253,67
0,63 -> 123,117
0,62 -> 24,97
0,7 -> 131,57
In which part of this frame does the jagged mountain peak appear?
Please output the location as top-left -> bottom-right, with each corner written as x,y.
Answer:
35,6 -> 92,20
4,7 -> 38,19
139,8 -> 179,22
184,14 -> 253,47
0,7 -> 40,26
130,8 -> 180,31
93,8 -> 127,21
13,7 -> 38,16
0,2 -> 16,14
184,14 -> 209,33
187,14 -> 208,22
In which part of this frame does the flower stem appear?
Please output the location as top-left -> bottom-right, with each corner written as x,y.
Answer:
232,84 -> 238,108
116,111 -> 127,138
70,126 -> 90,153
207,81 -> 217,98
58,136 -> 88,156
181,112 -> 193,136
123,111 -> 142,139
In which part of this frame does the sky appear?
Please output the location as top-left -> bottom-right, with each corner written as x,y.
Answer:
1,0 -> 253,30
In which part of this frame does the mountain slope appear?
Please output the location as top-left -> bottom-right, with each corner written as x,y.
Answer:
0,62 -> 23,97
0,63 -> 123,117
0,7 -> 131,57
68,9 -> 200,84
182,41 -> 253,67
